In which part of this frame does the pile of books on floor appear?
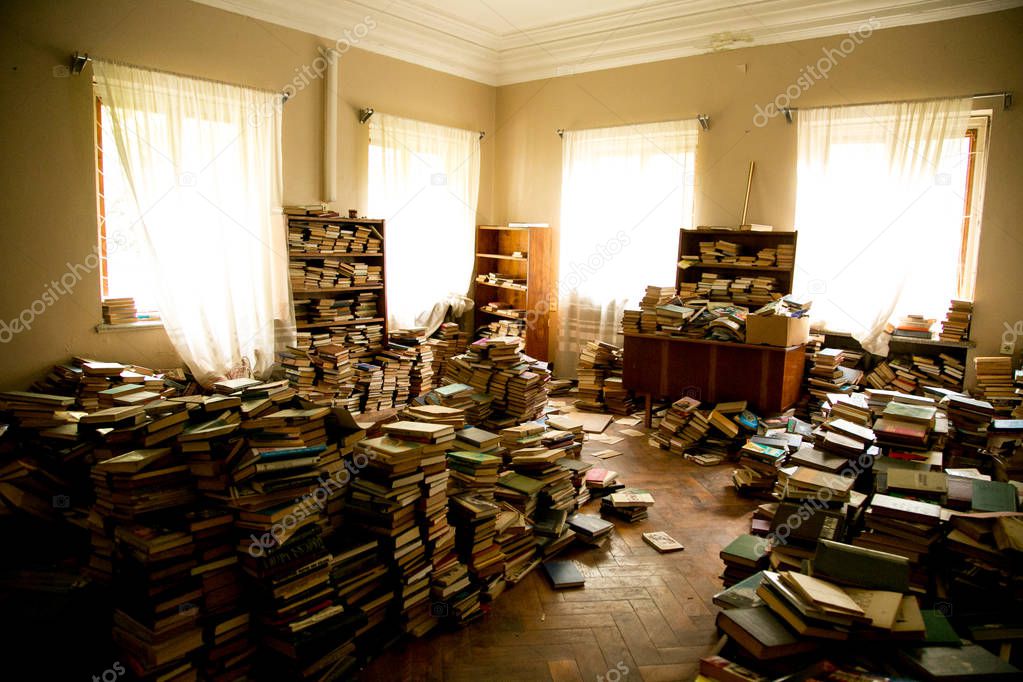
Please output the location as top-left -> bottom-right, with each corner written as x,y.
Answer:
939,299 -> 973,342
872,395 -> 941,452
651,396 -> 709,454
575,341 -> 631,413
807,348 -> 863,402
426,323 -> 469,378
719,533 -> 769,587
447,492 -> 503,608
975,356 -> 1020,414
713,531 -> 1023,679
733,438 -> 789,498
600,488 -> 654,523
109,519 -> 210,681
438,337 -> 551,426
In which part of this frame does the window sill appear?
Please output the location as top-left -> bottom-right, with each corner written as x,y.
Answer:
96,320 -> 164,334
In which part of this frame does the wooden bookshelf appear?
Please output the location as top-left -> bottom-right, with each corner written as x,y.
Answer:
473,224 -> 552,361
676,228 -> 798,302
287,216 -> 388,346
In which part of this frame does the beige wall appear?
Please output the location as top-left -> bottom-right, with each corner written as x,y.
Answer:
0,1 -> 1019,391
0,0 -> 495,390
495,8 -> 1023,373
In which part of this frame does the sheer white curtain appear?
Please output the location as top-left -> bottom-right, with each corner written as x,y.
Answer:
368,113 -> 480,332
792,98 -> 973,355
557,120 -> 698,373
94,61 -> 293,386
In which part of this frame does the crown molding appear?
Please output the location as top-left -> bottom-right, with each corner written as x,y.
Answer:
193,0 -> 1023,87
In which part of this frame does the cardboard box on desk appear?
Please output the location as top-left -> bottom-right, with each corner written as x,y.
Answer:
746,316 -> 810,347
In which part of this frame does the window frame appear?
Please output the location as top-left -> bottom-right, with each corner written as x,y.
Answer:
94,95 -> 163,331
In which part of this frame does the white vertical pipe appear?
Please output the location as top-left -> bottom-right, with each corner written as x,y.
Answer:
322,47 -> 338,203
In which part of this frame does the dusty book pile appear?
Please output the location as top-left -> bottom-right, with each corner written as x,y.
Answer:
437,336 -> 551,427
938,299 -> 973,342
574,340 -> 632,414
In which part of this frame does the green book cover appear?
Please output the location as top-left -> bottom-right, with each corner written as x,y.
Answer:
972,480 -> 1018,512
498,472 -> 544,496
447,451 -> 501,467
720,533 -> 768,563
921,610 -> 962,646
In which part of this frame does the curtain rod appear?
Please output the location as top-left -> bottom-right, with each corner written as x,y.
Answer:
780,91 -> 1012,122
359,107 -> 485,140
69,52 -> 290,102
556,114 -> 710,138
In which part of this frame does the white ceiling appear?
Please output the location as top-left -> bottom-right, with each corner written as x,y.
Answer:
195,0 -> 1023,85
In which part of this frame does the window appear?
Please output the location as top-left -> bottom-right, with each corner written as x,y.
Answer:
96,98 -> 161,320
556,119 -> 699,372
93,60 -> 290,383
367,113 -> 481,332
791,98 -> 986,355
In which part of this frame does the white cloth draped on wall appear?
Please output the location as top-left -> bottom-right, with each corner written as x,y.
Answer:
556,120 -> 699,374
368,113 -> 480,334
93,60 -> 293,385
792,97 -> 973,355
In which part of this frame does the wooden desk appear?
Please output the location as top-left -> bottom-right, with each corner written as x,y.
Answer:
622,333 -> 805,426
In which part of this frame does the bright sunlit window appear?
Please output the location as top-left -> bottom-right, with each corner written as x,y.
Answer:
96,98 -> 161,319
792,99 -> 987,354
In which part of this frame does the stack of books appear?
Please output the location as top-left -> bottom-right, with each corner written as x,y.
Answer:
101,297 -> 139,324
495,503 -> 540,585
600,488 -> 654,522
807,348 -> 862,400
439,339 -> 552,427
110,521 -> 205,680
891,314 -> 936,340
567,512 -> 615,549
733,440 -> 787,497
620,309 -> 641,333
779,467 -> 855,504
651,396 -> 708,454
402,403 -> 467,429
426,323 -> 469,378
558,456 -> 593,507
431,561 -> 481,626
975,356 -> 1019,414
855,494 -> 941,591
92,446 -> 196,521
448,492 -> 505,588
495,470 -> 543,517
719,534 -> 770,587
447,451 -> 502,495
185,509 -> 255,680
872,399 -> 937,452
938,299 -> 973,342
575,340 -> 616,411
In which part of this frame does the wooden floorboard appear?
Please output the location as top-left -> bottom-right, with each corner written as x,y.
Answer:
358,418 -> 756,681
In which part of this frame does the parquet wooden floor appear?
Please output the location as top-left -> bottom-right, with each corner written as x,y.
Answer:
359,419 -> 758,682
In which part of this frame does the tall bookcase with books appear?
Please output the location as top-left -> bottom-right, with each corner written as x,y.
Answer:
286,215 -> 388,361
473,223 -> 552,361
676,228 -> 798,305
